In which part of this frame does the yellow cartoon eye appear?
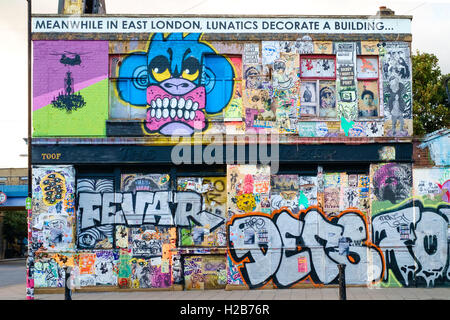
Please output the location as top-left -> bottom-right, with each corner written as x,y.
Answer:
182,69 -> 199,81
181,57 -> 200,81
149,55 -> 171,82
152,68 -> 171,82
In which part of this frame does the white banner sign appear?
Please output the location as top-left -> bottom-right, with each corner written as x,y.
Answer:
32,16 -> 411,34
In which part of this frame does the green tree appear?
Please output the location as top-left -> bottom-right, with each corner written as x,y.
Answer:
3,211 -> 27,244
412,51 -> 450,136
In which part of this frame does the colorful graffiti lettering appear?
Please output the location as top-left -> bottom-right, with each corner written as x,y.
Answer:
372,200 -> 450,287
227,207 -> 384,289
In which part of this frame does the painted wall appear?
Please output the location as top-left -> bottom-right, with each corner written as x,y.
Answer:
32,35 -> 413,138
33,41 -> 109,136
29,164 -> 450,289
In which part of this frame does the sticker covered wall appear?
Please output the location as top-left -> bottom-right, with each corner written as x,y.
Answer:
32,166 -> 76,251
30,14 -> 443,293
31,37 -> 415,139
29,164 -> 450,290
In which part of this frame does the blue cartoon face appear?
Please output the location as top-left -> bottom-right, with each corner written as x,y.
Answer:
117,33 -> 234,136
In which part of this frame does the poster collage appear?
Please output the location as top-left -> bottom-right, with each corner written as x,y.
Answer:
211,38 -> 413,138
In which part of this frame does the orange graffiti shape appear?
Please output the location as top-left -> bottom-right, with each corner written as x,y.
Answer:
79,254 -> 96,274
361,58 -> 375,72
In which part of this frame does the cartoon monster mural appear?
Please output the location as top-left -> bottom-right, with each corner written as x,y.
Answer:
117,33 -> 235,136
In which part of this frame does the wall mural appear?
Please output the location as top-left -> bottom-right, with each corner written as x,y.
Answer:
381,42 -> 413,137
370,165 -> 450,288
30,165 -> 450,289
32,166 -> 76,252
227,207 -> 384,288
33,41 -> 109,136
117,33 -> 235,136
31,37 -> 415,139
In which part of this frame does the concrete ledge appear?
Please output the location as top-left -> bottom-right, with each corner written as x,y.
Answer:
0,258 -> 26,264
35,283 -> 368,294
225,283 -> 368,290
35,285 -> 180,294
226,284 -> 275,290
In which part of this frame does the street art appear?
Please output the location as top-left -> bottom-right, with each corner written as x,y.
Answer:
358,80 -> 379,117
130,257 -> 171,288
32,166 -> 76,251
121,173 -> 170,192
228,165 -> 271,215
300,56 -> 336,79
319,81 -> 337,117
372,200 -> 450,287
33,41 -> 108,136
369,165 -> 450,288
381,42 -> 412,137
296,36 -> 314,54
34,254 -> 65,288
244,64 -> 263,90
177,177 -> 227,247
29,15 -> 448,295
50,52 -> 87,113
117,33 -> 235,136
262,41 -> 280,65
371,163 -> 412,204
76,178 -> 115,249
203,256 -> 227,289
184,255 -> 227,290
270,175 -> 318,214
335,42 -> 358,122
227,208 -> 385,288
40,172 -> 67,206
414,168 -> 450,203
30,164 -> 450,290
33,37 -> 414,139
228,200 -> 450,289
79,251 -> 119,286
272,53 -> 299,90
224,56 -> 243,120
300,81 -> 317,116
77,190 -> 226,240
130,226 -> 164,257
118,249 -> 132,288
356,56 -> 379,79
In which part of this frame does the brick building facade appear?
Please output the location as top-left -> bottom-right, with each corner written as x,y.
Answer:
28,8 -> 450,293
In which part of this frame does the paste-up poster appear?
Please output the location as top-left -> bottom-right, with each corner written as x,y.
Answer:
298,256 -> 308,273
262,41 -> 280,65
227,165 -> 271,216
32,165 -> 76,251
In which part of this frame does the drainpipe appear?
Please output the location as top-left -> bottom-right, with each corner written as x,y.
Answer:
26,0 -> 34,301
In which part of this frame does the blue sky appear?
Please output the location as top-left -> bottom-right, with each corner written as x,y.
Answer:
0,0 -> 449,168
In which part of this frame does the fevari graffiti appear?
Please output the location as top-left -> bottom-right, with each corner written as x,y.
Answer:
227,207 -> 385,289
78,190 -> 225,229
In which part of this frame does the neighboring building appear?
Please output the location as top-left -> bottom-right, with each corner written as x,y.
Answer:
28,3 -> 450,292
0,168 -> 28,259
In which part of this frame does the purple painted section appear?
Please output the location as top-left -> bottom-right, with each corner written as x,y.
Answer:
33,75 -> 106,111
33,40 -> 108,105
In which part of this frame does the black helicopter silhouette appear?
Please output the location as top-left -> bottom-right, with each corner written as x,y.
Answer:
50,51 -> 90,66
49,51 -> 89,113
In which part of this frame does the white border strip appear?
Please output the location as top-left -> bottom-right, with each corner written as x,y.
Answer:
32,17 -> 411,34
